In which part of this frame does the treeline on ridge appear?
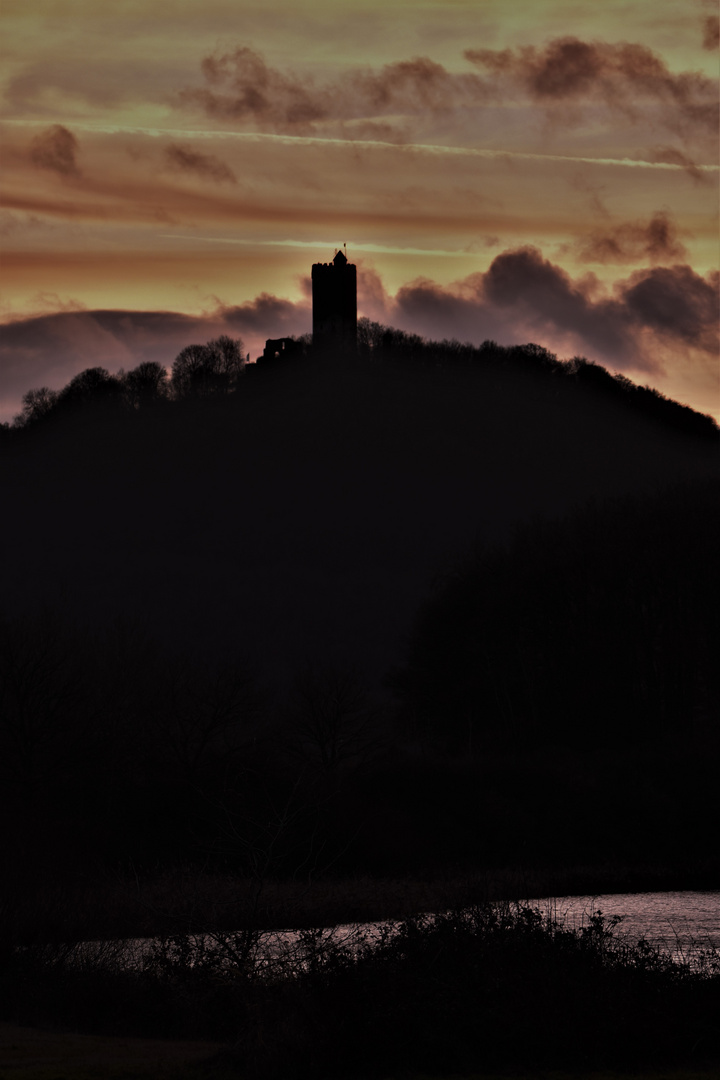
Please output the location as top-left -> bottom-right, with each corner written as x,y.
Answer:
3,320 -> 717,441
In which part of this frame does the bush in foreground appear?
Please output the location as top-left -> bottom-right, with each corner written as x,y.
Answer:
2,905 -> 718,1078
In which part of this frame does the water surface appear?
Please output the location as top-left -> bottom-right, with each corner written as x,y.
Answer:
533,890 -> 720,961
75,890 -> 720,973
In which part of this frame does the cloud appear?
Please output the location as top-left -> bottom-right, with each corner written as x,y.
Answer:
181,38 -> 719,144
703,15 -> 719,50
29,125 -> 81,177
464,37 -> 719,139
188,46 -> 329,128
356,264 -> 392,322
576,212 -> 687,264
163,143 -> 237,184
173,38 -> 719,174
353,56 -> 483,114
216,292 -> 309,336
178,44 -> 488,134
480,247 -> 636,360
0,309 -> 197,400
391,247 -> 718,373
621,264 -> 719,354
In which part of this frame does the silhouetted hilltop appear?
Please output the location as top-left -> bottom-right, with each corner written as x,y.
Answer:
2,328 -> 717,687
2,329 -> 719,880
4,325 -> 718,442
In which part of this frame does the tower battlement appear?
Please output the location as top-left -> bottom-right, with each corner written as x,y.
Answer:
311,248 -> 357,352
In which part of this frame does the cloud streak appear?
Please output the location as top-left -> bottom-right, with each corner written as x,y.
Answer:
7,118 -> 718,175
158,234 -> 481,258
647,145 -> 711,184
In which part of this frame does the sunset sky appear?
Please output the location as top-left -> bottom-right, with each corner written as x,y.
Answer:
1,0 -> 718,422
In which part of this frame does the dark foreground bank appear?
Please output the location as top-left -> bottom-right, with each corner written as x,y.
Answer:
1,1026 -> 719,1080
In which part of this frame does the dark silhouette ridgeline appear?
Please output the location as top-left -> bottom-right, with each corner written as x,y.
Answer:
6,241 -> 718,444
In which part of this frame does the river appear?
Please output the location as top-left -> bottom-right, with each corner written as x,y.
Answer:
529,890 -> 720,963
70,890 -> 719,974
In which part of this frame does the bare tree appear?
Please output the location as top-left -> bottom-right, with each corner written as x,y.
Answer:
16,387 -> 59,427
287,662 -> 380,775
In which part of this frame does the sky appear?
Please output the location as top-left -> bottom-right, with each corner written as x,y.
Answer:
1,0 -> 718,423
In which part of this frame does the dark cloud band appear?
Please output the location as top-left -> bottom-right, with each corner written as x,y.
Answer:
178,36 -> 719,148
163,143 -> 237,184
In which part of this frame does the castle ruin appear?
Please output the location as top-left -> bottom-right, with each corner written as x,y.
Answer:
259,247 -> 357,362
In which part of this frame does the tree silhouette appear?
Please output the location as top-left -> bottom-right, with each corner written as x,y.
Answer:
286,662 -> 378,776
18,387 -> 59,426
121,361 -> 169,408
357,317 -> 386,355
171,335 -> 246,398
58,367 -> 123,412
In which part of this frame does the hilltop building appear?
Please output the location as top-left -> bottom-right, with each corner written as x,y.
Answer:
258,247 -> 357,363
311,248 -> 357,352
260,337 -> 304,363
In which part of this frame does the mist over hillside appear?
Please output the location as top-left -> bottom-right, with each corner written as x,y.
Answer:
2,333 -> 717,690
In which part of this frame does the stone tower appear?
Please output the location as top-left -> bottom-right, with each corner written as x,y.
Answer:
311,248 -> 357,352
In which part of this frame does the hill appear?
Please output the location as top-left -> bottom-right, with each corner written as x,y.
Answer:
2,334 -> 717,687
1,330 -> 719,884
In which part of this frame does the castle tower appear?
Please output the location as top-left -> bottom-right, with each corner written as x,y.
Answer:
311,248 -> 357,352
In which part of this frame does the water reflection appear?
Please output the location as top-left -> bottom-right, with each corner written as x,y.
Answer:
69,890 -> 720,974
530,891 -> 720,962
